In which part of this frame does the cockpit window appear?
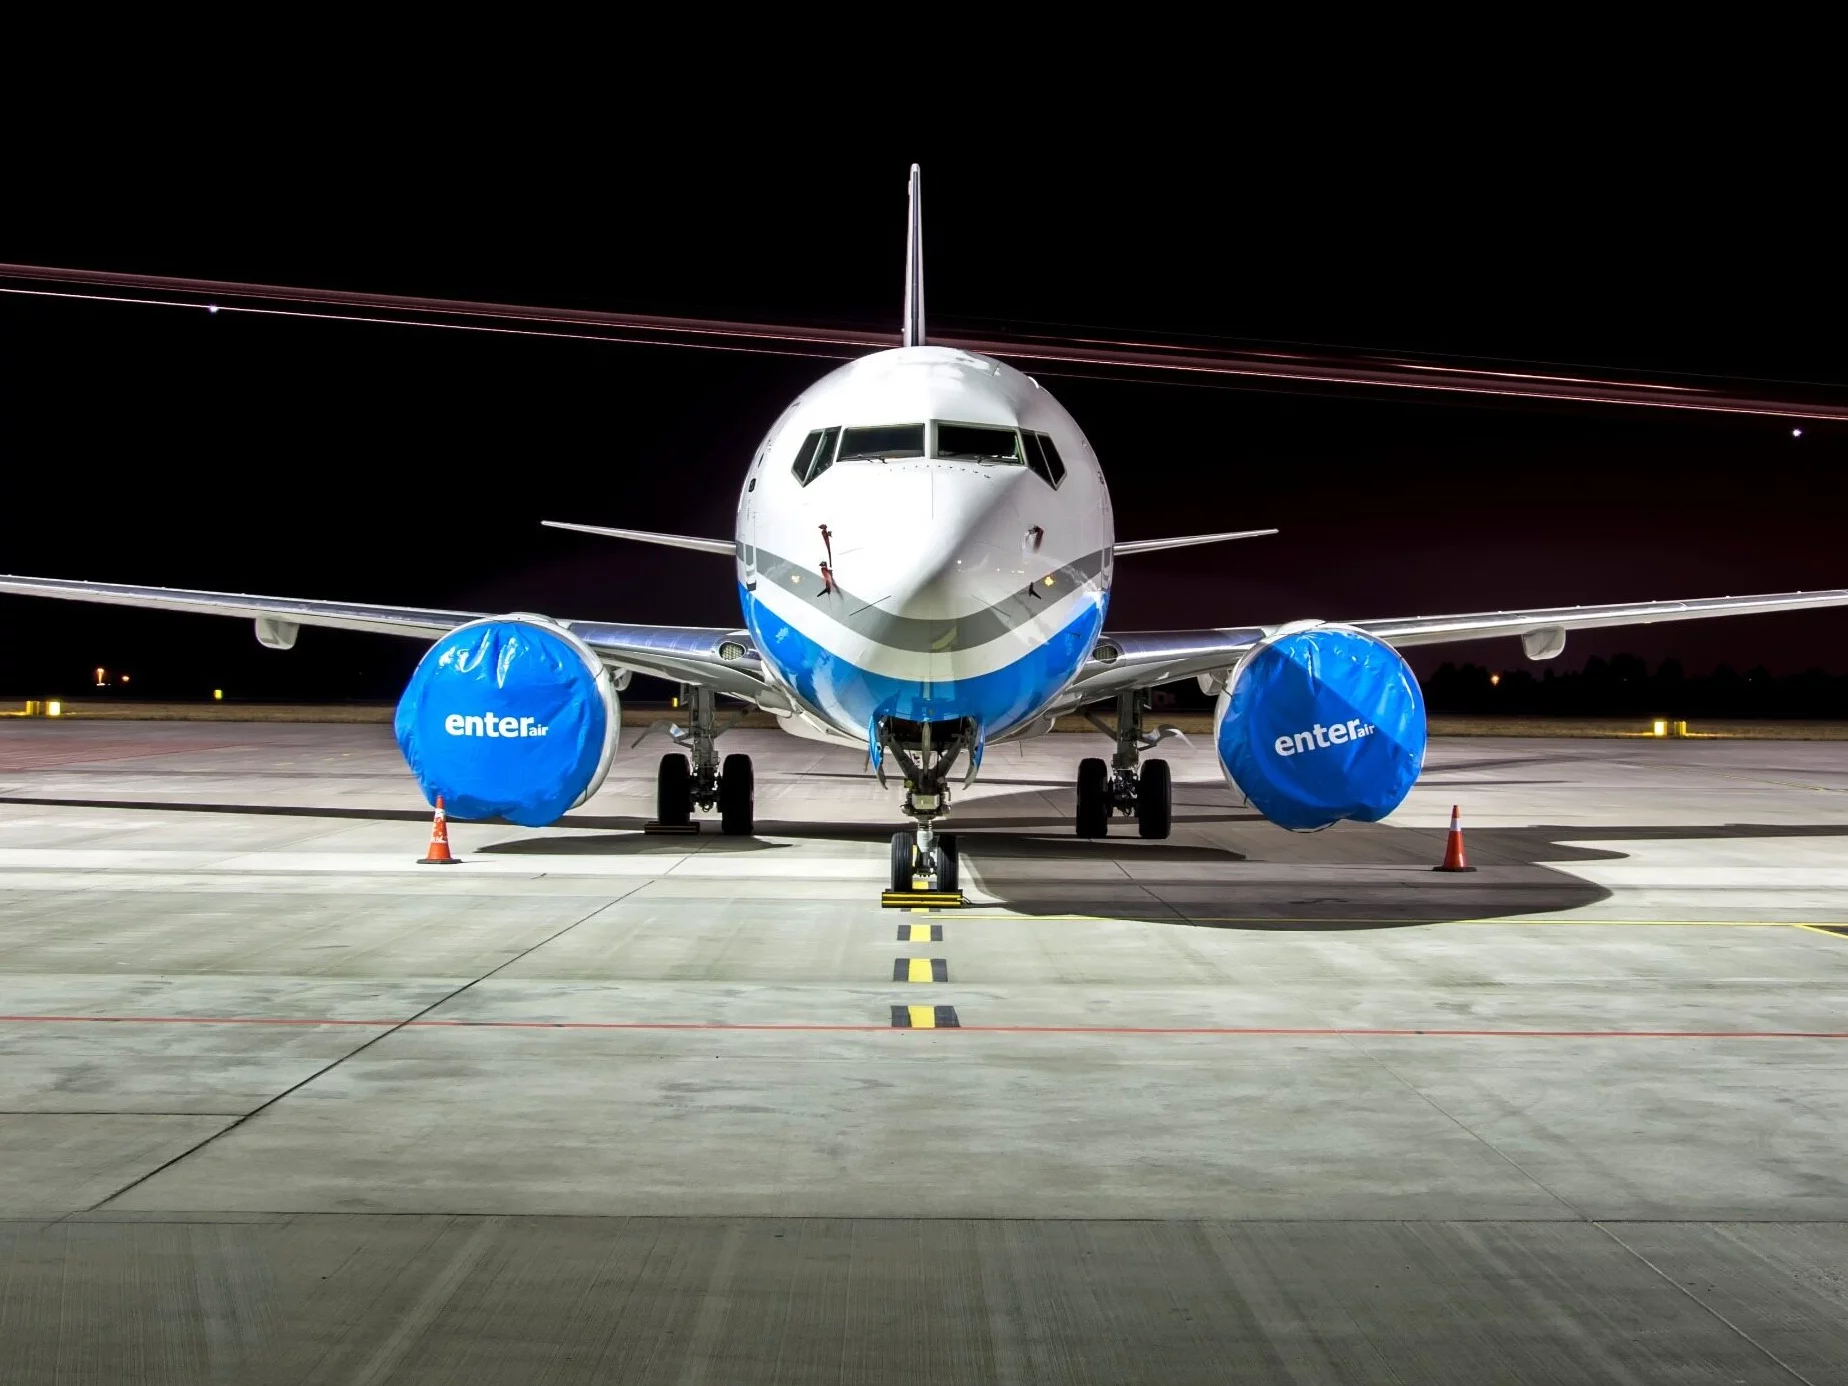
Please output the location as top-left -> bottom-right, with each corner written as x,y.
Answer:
795,421 -> 1066,485
1020,431 -> 1068,488
790,427 -> 840,486
837,423 -> 926,461
935,422 -> 1022,463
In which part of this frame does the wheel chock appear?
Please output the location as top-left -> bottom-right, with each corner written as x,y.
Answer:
881,890 -> 966,909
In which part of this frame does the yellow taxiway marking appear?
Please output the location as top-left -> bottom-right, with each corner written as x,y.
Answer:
894,958 -> 948,983
1793,923 -> 1848,941
890,1004 -> 960,1028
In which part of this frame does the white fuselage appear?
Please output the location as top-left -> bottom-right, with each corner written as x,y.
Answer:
736,347 -> 1114,748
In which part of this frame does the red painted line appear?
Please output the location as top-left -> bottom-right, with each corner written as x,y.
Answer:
1,1014 -> 1846,1039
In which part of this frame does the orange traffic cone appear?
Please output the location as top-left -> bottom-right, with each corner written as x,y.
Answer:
1433,803 -> 1476,872
418,796 -> 460,865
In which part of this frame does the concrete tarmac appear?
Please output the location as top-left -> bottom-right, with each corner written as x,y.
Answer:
2,720 -> 1847,1383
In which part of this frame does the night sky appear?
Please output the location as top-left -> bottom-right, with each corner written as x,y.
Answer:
4,146 -> 1843,702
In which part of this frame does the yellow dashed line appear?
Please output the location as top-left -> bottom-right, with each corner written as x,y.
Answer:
894,958 -> 948,983
890,1005 -> 959,1028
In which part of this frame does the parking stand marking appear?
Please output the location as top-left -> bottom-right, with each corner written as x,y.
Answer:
893,958 -> 949,983
891,1005 -> 960,1029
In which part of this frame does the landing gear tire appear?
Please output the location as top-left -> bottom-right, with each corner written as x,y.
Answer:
656,754 -> 692,826
1136,758 -> 1172,839
1076,757 -> 1110,837
719,753 -> 754,836
890,830 -> 917,892
934,833 -> 959,893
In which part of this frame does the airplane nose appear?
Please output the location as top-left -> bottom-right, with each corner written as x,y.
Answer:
882,467 -> 1024,621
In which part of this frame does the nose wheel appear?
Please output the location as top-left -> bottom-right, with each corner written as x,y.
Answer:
890,829 -> 958,893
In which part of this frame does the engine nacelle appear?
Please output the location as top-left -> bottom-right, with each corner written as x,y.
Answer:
1213,624 -> 1425,832
394,615 -> 620,826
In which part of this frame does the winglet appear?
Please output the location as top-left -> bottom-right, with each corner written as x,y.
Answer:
903,164 -> 925,348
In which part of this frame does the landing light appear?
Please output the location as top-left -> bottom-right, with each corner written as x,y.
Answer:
1042,575 -> 1055,587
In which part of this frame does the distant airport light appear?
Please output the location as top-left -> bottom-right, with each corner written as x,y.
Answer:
94,666 -> 105,687
1793,427 -> 1804,438
213,689 -> 224,701
46,701 -> 61,717
1489,673 -> 1501,686
120,675 -> 130,685
1652,719 -> 1668,737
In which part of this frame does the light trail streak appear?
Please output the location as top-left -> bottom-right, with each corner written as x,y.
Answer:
3,261 -> 1843,420
0,286 -> 860,364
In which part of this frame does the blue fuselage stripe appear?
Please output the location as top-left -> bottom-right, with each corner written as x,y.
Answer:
741,585 -> 1105,741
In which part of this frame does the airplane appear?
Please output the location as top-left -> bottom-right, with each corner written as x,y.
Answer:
5,165 -> 1847,896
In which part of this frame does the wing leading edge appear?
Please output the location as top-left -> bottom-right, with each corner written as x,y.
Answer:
5,573 -> 1844,721
1062,587 -> 1848,706
0,574 -> 776,704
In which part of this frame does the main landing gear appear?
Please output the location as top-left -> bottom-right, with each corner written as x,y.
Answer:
877,715 -> 974,895
1075,689 -> 1173,839
654,684 -> 753,835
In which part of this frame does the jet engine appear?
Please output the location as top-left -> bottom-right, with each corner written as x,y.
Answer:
394,616 -> 620,826
1213,624 -> 1425,832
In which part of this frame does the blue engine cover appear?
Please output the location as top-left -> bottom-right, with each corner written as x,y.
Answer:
1215,625 -> 1425,832
394,617 -> 618,826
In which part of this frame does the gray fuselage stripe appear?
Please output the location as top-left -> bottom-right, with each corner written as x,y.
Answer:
749,546 -> 1106,653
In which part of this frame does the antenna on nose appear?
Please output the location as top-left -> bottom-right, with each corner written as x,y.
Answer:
903,164 -> 925,348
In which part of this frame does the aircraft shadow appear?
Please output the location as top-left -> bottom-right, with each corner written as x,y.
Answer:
942,814 -> 1848,931
10,789 -> 1844,933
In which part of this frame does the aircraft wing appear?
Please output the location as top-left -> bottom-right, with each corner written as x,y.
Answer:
1113,528 -> 1278,555
0,574 -> 776,704
1061,587 -> 1848,707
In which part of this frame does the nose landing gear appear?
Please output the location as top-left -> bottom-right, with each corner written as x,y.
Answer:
653,684 -> 754,835
1075,690 -> 1174,839
878,715 -> 972,903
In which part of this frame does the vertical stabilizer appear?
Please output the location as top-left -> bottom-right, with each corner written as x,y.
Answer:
903,164 -> 924,348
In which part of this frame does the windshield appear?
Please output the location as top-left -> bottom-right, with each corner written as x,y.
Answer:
790,427 -> 840,486
1021,430 -> 1067,487
837,423 -> 926,461
935,422 -> 1022,463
